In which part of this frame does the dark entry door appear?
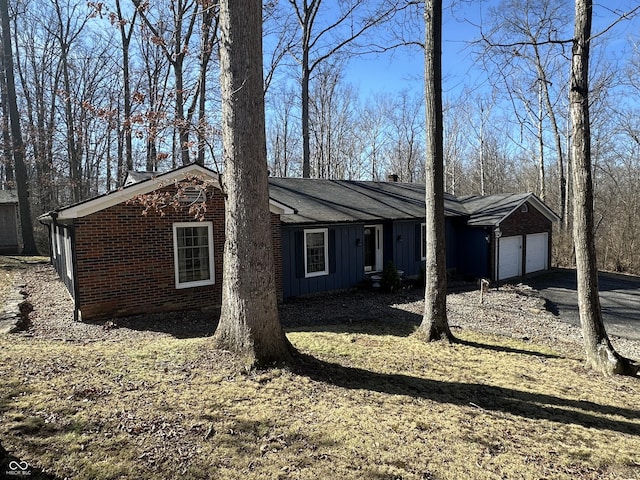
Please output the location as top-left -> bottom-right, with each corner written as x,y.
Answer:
364,225 -> 382,272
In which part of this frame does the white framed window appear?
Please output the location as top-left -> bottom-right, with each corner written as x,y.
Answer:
50,228 -> 57,260
173,222 -> 215,289
421,223 -> 427,260
304,228 -> 328,278
56,226 -> 62,255
63,229 -> 73,281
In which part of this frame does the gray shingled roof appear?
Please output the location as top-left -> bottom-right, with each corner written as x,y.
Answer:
460,193 -> 533,227
109,167 -> 560,227
0,190 -> 17,204
268,178 -> 468,225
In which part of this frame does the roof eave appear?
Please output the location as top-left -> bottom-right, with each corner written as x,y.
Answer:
53,163 -> 221,221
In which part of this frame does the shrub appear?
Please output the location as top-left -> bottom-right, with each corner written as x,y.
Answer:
381,261 -> 401,293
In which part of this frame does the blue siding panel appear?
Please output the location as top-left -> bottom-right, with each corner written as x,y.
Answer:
392,221 -> 421,277
282,224 -> 365,298
445,220 -> 458,271
282,218 -> 477,297
456,227 -> 489,278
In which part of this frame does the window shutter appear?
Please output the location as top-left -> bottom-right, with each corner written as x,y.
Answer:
295,231 -> 305,278
415,224 -> 422,260
328,229 -> 336,274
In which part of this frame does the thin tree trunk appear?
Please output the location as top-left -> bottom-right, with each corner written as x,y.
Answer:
214,0 -> 293,366
564,110 -> 572,231
0,50 -> 13,188
532,46 -> 565,223
115,0 -> 135,172
570,0 -> 637,376
0,0 -> 37,254
537,81 -> 545,201
301,61 -> 311,177
417,0 -> 452,342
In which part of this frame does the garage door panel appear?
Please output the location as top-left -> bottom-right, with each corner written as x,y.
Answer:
526,232 -> 548,273
498,236 -> 522,280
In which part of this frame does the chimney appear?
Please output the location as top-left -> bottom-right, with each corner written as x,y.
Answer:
387,174 -> 399,182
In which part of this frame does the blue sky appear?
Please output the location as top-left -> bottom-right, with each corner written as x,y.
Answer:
343,2 -> 491,99
344,2 -> 640,101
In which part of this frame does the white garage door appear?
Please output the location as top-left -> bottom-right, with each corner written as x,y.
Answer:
498,235 -> 522,280
526,232 -> 548,273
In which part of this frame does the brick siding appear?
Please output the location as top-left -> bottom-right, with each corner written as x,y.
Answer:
498,202 -> 552,237
489,201 -> 553,281
73,185 -> 283,321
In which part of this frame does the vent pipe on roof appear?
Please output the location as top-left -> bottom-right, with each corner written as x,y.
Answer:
387,174 -> 399,182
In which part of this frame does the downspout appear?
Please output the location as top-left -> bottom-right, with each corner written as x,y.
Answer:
494,226 -> 502,285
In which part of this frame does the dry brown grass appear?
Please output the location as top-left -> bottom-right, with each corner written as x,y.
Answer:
0,270 -> 11,305
1,319 -> 639,480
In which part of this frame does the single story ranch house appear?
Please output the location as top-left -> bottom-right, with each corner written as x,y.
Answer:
39,163 -> 559,321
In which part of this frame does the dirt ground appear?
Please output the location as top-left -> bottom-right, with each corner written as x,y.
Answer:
7,262 -> 640,361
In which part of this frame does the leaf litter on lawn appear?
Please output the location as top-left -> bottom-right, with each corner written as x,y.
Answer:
1,326 -> 639,480
2,263 -> 640,479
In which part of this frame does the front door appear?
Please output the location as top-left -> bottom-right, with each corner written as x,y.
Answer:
364,225 -> 383,272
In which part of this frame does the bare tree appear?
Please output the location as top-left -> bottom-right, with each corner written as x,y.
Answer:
114,0 -> 137,172
133,0 -> 199,166
266,85 -> 301,177
416,0 -> 452,342
214,0 -> 293,365
570,0 -> 637,376
482,0 -> 570,220
137,19 -> 171,174
0,0 -> 37,253
385,90 -> 425,182
308,60 -> 360,179
355,93 -> 391,181
286,0 -> 402,178
49,0 -> 91,203
12,3 -> 60,211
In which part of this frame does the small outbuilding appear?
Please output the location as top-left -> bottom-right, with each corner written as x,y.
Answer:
0,190 -> 20,255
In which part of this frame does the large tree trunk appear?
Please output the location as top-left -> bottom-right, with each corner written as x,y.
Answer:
416,0 -> 452,342
214,0 -> 293,366
570,0 -> 637,376
0,0 -> 37,254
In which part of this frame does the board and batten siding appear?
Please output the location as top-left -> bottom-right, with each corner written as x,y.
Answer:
50,224 -> 76,301
281,224 -> 364,298
391,219 -> 459,279
455,225 -> 490,279
391,221 -> 422,277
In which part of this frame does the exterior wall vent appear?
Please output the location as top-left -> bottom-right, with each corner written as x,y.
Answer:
179,187 -> 207,205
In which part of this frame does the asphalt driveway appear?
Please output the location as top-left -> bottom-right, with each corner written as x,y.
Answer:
524,268 -> 640,341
